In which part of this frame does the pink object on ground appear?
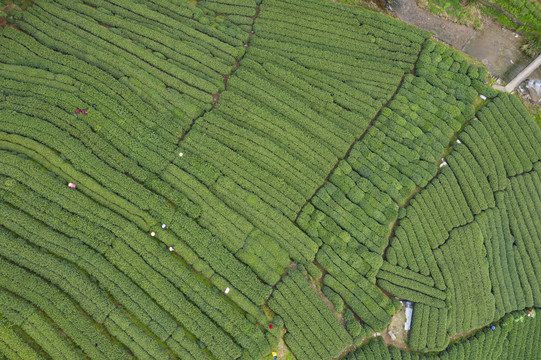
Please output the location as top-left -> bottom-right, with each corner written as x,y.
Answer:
269,325 -> 273,329
68,182 -> 77,189
75,109 -> 81,114
81,109 -> 87,115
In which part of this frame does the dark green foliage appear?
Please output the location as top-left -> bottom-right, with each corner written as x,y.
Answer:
268,269 -> 352,360
407,304 -> 449,352
318,245 -> 394,331
343,308 -> 363,338
322,286 -> 345,313
305,262 -> 323,280
349,310 -> 540,360
377,90 -> 541,353
296,38 -> 482,337
0,0 -> 540,358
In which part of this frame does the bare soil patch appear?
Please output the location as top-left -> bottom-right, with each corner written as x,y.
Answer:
1,2 -> 22,29
382,305 -> 409,349
449,328 -> 479,342
276,327 -> 291,359
394,0 -> 476,50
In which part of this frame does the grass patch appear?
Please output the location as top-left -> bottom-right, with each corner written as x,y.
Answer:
418,0 -> 485,29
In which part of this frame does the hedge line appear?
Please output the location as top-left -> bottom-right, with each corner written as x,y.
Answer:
0,259 -> 131,359
0,290 -> 83,360
0,153 -> 270,359
268,269 -> 352,360
347,310 -> 539,360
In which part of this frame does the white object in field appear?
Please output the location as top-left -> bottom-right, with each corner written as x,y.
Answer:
168,246 -> 175,252
480,94 -> 487,100
375,332 -> 381,337
388,330 -> 396,341
161,224 -> 167,229
225,287 -> 230,294
179,152 -> 183,157
405,301 -> 413,331
456,139 -> 462,144
439,161 -> 448,168
150,232 -> 156,237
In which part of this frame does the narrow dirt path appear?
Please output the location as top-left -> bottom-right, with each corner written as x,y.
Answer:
306,278 -> 345,326
449,328 -> 479,342
179,2 -> 262,142
293,51 -> 423,223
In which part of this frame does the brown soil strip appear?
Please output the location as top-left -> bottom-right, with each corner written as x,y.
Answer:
449,328 -> 479,342
306,277 -> 345,326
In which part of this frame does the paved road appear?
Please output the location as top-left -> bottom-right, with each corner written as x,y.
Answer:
503,54 -> 541,92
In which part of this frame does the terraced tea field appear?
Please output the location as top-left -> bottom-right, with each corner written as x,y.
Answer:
0,0 -> 540,359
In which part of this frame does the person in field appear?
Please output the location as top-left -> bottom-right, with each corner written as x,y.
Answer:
75,108 -> 88,118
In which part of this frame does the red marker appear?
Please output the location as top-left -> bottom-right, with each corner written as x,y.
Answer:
269,325 -> 273,330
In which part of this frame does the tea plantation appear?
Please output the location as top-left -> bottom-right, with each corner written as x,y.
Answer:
0,0 -> 539,359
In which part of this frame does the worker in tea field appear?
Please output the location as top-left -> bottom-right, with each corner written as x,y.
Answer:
68,182 -> 77,189
75,108 -> 87,119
